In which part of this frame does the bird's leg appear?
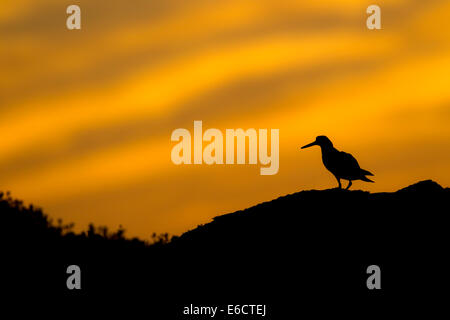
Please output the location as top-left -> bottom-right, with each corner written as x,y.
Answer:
346,180 -> 352,190
335,176 -> 342,189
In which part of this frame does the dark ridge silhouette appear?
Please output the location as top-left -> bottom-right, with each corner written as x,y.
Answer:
301,136 -> 374,189
2,180 -> 449,316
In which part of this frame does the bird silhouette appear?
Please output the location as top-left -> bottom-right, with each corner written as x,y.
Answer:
301,136 -> 374,190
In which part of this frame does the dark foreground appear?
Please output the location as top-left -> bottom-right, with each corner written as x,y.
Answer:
2,180 -> 449,317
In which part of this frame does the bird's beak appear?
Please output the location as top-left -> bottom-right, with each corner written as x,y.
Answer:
301,141 -> 317,149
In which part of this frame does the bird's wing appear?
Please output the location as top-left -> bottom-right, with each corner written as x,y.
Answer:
339,151 -> 374,178
339,151 -> 361,170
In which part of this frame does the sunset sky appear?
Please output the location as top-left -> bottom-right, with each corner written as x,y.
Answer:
1,0 -> 449,239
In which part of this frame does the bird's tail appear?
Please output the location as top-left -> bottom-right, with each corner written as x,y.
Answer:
361,175 -> 374,183
360,169 -> 374,176
360,168 -> 374,182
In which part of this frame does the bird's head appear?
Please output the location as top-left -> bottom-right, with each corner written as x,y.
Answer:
301,135 -> 333,149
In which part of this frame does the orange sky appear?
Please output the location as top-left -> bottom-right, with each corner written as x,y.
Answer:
1,0 -> 449,239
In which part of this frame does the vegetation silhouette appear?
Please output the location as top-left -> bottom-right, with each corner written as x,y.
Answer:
2,180 -> 448,316
301,136 -> 374,189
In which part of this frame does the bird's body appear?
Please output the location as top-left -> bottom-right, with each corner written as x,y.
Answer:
301,136 -> 374,189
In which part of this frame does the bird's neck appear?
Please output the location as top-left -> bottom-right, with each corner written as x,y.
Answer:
319,145 -> 336,154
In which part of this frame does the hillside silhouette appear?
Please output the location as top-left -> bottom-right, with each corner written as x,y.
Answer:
2,180 -> 449,316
